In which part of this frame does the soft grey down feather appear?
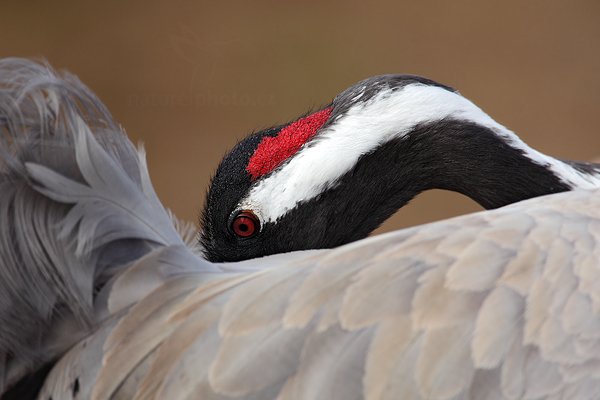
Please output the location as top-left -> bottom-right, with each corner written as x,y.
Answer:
0,58 -> 212,392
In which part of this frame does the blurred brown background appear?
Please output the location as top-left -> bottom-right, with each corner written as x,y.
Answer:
2,1 -> 599,235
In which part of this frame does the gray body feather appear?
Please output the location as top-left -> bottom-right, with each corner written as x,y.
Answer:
0,59 -> 215,393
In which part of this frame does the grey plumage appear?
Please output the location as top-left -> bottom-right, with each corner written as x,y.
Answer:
0,58 -> 214,392
2,59 -> 600,399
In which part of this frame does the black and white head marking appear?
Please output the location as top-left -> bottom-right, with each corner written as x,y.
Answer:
200,75 -> 600,262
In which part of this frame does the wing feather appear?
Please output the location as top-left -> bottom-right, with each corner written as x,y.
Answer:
40,188 -> 598,400
472,286 -> 524,368
416,323 -> 476,399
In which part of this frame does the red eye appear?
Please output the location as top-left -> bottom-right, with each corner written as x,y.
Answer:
231,210 -> 260,238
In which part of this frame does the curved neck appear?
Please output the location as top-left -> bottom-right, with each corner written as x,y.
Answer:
245,117 -> 600,257
286,119 -> 600,249
383,120 -> 589,210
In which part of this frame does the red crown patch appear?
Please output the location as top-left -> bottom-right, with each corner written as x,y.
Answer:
247,107 -> 333,180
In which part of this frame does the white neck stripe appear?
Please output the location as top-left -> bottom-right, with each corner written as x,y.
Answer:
239,84 -> 600,224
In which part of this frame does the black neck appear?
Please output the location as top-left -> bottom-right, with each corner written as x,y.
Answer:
237,119 -> 590,258
286,120 -> 576,248
403,120 -> 574,209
